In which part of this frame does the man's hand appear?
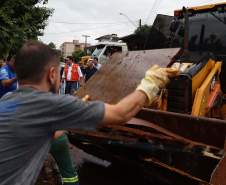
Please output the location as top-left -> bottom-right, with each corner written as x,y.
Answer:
137,65 -> 178,105
82,95 -> 90,102
54,131 -> 66,139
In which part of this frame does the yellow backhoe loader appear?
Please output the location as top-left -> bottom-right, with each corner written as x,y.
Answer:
66,3 -> 226,185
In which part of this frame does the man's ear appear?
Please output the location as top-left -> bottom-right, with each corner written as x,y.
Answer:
48,66 -> 56,84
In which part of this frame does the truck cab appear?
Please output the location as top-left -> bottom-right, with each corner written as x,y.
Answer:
80,34 -> 128,67
91,41 -> 128,64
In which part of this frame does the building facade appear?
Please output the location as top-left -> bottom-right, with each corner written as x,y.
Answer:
60,40 -> 91,57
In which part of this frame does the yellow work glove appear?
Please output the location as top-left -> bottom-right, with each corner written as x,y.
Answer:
136,65 -> 178,105
82,94 -> 90,102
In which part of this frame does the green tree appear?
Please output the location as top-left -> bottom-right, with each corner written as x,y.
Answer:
134,24 -> 151,36
0,0 -> 53,58
72,49 -> 85,62
48,42 -> 56,49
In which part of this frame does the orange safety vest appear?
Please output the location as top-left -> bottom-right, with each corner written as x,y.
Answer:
64,63 -> 79,81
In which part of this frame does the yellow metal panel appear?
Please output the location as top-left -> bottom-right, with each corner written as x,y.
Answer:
192,62 -> 222,117
191,59 -> 215,98
175,2 -> 226,13
189,2 -> 226,11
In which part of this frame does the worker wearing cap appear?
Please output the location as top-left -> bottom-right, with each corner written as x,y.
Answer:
63,56 -> 83,94
0,41 -> 177,185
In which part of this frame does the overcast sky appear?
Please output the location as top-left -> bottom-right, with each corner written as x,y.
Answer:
39,0 -> 224,48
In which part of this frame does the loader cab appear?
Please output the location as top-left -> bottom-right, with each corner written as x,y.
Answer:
167,3 -> 226,115
172,3 -> 226,54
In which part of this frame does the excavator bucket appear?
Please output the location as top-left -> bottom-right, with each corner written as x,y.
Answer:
69,48 -> 226,185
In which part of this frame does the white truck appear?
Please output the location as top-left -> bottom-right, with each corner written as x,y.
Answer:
82,34 -> 128,65
91,40 -> 128,64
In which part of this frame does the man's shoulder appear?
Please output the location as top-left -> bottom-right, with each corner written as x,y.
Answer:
0,65 -> 10,79
0,65 -> 8,72
28,91 -> 67,101
1,64 -> 8,69
1,91 -> 79,111
0,65 -> 15,75
4,90 -> 62,102
28,92 -> 78,106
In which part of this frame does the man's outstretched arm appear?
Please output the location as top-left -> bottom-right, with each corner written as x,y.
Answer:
102,90 -> 147,124
51,65 -> 178,131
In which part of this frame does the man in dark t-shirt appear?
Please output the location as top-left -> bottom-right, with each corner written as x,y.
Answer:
84,59 -> 97,82
0,41 -> 176,185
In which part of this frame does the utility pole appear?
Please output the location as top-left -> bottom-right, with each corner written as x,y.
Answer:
139,19 -> 142,30
82,35 -> 90,55
183,7 -> 189,54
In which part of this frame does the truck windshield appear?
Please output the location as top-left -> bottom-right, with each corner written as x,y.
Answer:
175,10 -> 226,55
92,44 -> 105,57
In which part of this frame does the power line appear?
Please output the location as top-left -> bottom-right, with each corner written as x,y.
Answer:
45,23 -> 127,35
50,20 -> 137,25
45,20 -> 138,35
145,0 -> 162,24
42,27 -> 134,42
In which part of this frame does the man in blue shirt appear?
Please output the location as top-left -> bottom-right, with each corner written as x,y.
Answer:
0,56 -> 17,98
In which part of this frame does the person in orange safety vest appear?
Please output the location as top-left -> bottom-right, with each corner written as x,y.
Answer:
63,56 -> 83,94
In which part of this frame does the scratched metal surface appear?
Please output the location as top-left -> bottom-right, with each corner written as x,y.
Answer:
77,48 -> 180,103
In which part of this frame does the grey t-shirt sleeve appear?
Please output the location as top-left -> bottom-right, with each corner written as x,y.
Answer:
51,95 -> 105,131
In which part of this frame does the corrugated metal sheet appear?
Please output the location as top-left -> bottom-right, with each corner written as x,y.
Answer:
77,48 -> 180,103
